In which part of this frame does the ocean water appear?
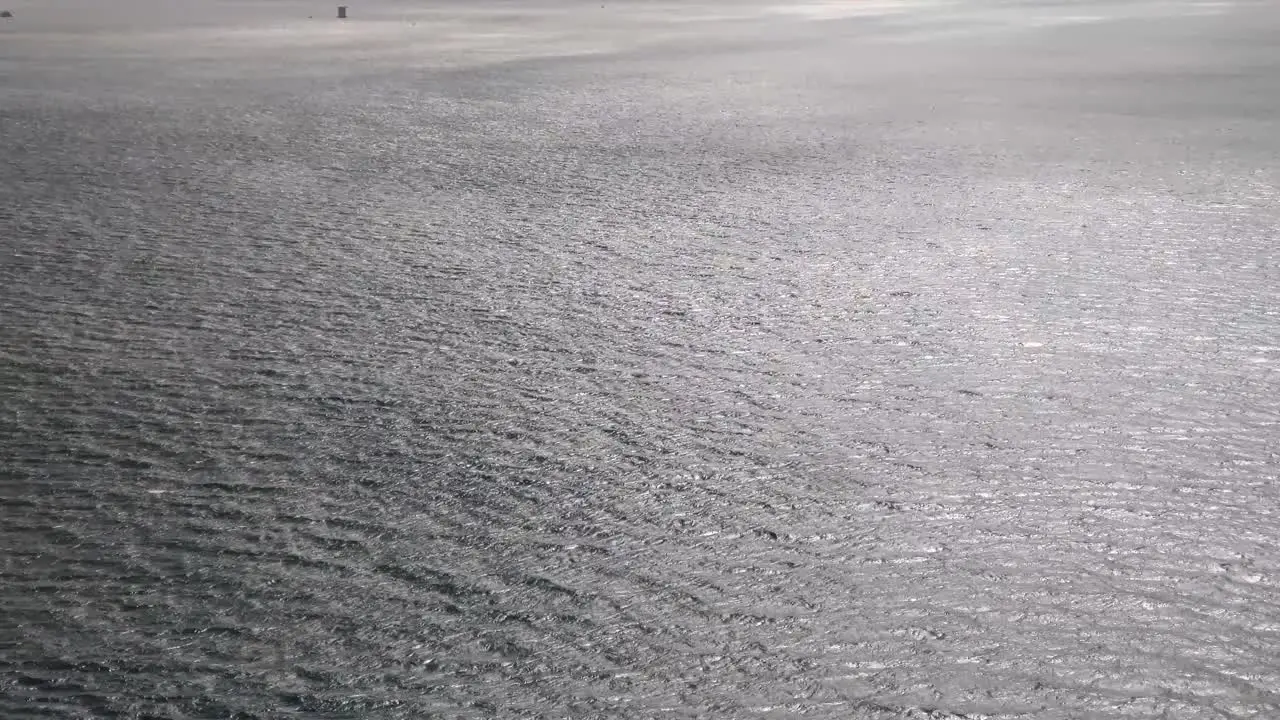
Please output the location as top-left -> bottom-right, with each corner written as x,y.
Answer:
3,1 -> 1280,717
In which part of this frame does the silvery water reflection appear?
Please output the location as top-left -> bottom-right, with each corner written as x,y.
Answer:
3,0 -> 1279,717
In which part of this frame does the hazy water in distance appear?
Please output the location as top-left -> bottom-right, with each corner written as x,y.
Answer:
3,0 -> 1280,717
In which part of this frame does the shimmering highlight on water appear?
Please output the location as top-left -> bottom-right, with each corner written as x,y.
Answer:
3,0 -> 1280,718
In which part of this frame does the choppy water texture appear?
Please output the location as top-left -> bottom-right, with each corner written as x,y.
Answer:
3,0 -> 1280,717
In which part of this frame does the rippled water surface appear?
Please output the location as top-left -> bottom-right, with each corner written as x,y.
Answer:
3,0 -> 1280,717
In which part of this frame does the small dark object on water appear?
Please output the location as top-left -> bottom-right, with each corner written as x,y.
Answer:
337,5 -> 347,19
0,10 -> 13,18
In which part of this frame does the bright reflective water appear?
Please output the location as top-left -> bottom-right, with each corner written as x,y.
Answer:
3,1 -> 1279,717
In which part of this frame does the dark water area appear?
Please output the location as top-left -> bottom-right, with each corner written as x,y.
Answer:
3,1 -> 1280,717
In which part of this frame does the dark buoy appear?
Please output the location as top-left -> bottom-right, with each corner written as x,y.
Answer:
337,5 -> 347,19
